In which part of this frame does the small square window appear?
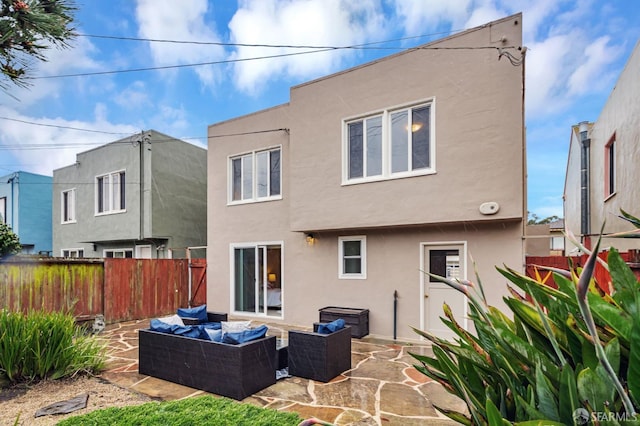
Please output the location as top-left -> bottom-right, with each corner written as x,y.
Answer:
339,236 -> 366,279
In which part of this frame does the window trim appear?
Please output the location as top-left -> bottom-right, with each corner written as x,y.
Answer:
338,236 -> 367,279
103,248 -> 134,258
604,133 -> 616,201
61,248 -> 84,258
61,188 -> 77,224
342,99 -> 436,185
228,146 -> 282,205
95,170 -> 126,215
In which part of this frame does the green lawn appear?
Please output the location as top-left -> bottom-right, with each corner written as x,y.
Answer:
57,395 -> 302,426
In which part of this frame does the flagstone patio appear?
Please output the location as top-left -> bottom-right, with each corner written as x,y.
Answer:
99,319 -> 465,425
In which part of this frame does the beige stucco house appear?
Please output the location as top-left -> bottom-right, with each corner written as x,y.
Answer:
564,40 -> 640,254
207,14 -> 526,341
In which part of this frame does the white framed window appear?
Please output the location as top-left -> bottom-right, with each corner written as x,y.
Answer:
344,101 -> 434,184
605,133 -> 616,199
229,147 -> 281,203
338,236 -> 366,279
96,170 -> 126,214
62,248 -> 84,258
61,189 -> 76,223
104,248 -> 133,258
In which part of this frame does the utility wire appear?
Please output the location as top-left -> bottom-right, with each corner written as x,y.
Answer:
0,127 -> 288,150
77,29 -> 460,49
0,116 -> 130,135
30,44 -> 512,80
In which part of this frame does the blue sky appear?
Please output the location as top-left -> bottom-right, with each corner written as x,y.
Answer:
1,0 -> 639,219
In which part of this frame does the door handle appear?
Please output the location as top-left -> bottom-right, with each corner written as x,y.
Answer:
424,293 -> 429,298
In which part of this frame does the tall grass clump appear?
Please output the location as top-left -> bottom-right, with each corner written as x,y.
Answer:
0,310 -> 105,384
411,216 -> 640,424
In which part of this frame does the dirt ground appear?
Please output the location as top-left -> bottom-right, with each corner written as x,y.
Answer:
0,375 -> 152,426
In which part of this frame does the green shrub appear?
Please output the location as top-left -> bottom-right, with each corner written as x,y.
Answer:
57,395 -> 303,426
411,238 -> 640,424
0,222 -> 21,259
0,310 -> 105,384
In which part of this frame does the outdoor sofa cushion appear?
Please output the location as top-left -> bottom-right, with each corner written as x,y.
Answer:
222,324 -> 268,345
177,304 -> 208,322
316,318 -> 345,334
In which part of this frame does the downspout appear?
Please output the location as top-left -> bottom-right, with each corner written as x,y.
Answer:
139,133 -> 144,242
8,173 -> 16,229
579,121 -> 591,249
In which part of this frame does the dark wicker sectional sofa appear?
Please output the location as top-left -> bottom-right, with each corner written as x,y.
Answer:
288,325 -> 352,382
138,320 -> 277,400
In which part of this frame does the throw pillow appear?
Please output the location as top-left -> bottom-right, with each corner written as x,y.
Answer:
205,328 -> 223,342
222,325 -> 268,345
221,320 -> 251,334
317,318 -> 346,334
155,314 -> 185,326
176,304 -> 208,322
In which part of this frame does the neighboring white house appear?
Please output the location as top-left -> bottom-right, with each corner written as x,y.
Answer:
564,40 -> 640,254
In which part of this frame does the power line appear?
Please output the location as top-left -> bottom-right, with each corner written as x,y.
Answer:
0,116 -> 130,135
29,44 -> 512,80
77,29 -> 461,49
0,127 -> 288,150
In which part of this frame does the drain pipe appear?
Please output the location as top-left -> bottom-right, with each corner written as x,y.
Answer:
393,290 -> 398,341
579,121 -> 591,249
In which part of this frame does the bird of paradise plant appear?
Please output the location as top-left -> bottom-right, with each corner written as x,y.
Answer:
411,211 -> 640,425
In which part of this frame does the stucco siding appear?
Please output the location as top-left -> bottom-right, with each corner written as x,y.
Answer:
207,15 -> 525,340
564,40 -> 640,252
288,15 -> 524,231
151,135 -> 208,251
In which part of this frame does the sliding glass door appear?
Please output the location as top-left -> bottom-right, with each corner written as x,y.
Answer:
233,243 -> 282,317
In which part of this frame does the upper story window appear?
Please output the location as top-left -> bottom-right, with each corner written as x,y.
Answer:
344,101 -> 434,184
96,170 -> 126,214
605,133 -> 616,199
338,236 -> 366,279
61,189 -> 76,224
229,147 -> 281,204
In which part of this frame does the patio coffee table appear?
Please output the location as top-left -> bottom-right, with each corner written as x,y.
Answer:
276,338 -> 288,370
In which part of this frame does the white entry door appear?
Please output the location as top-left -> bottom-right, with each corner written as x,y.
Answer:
423,243 -> 467,340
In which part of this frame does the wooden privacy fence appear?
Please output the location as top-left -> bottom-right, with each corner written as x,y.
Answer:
0,257 -> 207,324
526,250 -> 640,293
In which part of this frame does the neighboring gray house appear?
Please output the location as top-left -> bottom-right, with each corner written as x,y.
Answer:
53,130 -> 207,259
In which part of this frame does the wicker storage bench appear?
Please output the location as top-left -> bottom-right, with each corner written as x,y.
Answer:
287,325 -> 352,382
139,329 -> 277,400
319,306 -> 369,338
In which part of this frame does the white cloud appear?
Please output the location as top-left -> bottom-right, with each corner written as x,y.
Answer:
3,36 -> 102,110
135,0 -> 225,89
0,106 -> 138,176
525,34 -> 575,116
390,0 -> 471,35
228,0 -> 386,94
568,36 -> 622,96
465,4 -> 506,29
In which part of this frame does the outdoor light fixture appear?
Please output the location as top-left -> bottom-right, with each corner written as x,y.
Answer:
305,233 -> 316,246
